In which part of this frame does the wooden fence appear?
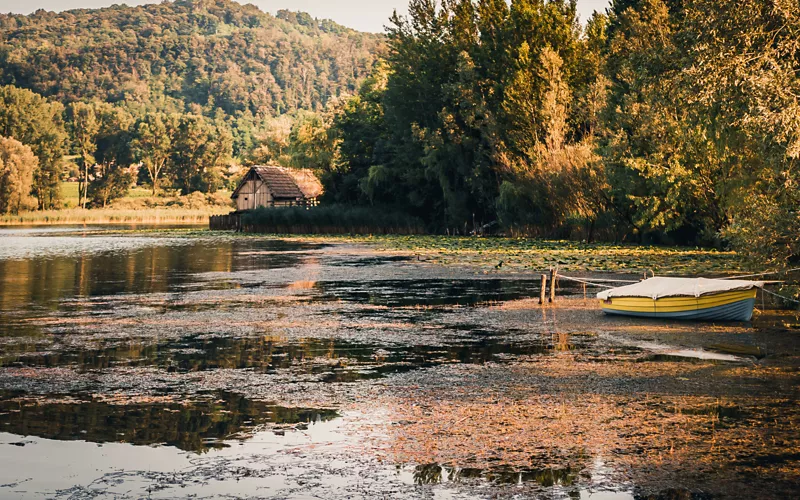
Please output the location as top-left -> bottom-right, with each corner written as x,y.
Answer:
209,213 -> 241,231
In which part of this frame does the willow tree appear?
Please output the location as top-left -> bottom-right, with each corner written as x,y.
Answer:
0,136 -> 38,214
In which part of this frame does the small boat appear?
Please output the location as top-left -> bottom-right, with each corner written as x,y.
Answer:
597,277 -> 764,321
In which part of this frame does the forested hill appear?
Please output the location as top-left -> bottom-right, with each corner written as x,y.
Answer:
0,0 -> 385,118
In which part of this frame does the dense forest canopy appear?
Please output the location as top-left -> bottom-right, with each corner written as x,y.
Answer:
0,0 -> 797,266
0,0 -> 384,209
319,0 -> 799,264
0,0 -> 383,118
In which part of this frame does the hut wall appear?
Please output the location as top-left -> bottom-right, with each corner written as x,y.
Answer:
235,180 -> 272,211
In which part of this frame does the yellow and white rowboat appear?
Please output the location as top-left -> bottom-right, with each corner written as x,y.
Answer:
597,277 -> 764,321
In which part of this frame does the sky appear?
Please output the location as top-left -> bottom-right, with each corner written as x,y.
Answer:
0,0 -> 612,33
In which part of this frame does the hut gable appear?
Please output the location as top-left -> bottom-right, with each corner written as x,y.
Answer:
231,165 -> 322,211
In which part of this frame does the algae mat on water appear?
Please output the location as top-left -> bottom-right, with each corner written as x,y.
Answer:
221,234 -> 746,276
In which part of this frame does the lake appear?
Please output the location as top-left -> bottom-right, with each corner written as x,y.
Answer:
0,227 -> 798,498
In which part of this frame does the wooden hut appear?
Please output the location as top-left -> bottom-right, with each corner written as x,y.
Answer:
231,165 -> 323,211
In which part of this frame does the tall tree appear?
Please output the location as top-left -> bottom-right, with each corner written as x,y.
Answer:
66,102 -> 100,209
170,114 -> 233,195
131,113 -> 173,195
0,85 -> 66,209
0,136 -> 38,214
90,105 -> 135,207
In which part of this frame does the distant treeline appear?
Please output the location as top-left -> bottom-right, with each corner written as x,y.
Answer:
0,0 -> 383,212
0,0 -> 797,266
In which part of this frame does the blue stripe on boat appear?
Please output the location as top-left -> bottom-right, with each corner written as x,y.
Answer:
602,298 -> 756,322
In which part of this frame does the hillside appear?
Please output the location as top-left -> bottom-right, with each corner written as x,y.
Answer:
0,0 -> 385,119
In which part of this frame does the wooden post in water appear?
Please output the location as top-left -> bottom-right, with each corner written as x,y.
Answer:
540,274 -> 547,305
549,267 -> 557,303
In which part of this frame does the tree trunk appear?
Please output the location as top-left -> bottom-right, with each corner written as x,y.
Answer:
82,159 -> 88,209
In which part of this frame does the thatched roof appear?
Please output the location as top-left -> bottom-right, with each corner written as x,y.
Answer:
285,168 -> 324,199
231,165 -> 323,200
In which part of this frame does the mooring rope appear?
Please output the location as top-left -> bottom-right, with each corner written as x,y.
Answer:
761,287 -> 800,304
554,274 -> 616,289
720,267 -> 800,280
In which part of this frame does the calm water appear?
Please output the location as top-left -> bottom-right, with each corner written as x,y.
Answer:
0,227 -> 797,499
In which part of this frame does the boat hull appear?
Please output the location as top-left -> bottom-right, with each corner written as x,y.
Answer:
600,289 -> 757,321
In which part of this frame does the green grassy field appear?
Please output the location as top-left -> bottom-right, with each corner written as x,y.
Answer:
60,182 -> 164,207
2,182 -> 233,225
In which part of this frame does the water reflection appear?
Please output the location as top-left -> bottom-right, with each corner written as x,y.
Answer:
0,390 -> 336,453
0,334 -> 564,379
0,234 -> 323,336
315,278 -> 567,307
412,462 -> 579,486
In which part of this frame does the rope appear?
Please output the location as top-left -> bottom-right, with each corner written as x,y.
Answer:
761,287 -> 800,304
555,274 -> 615,289
567,277 -> 640,283
720,267 -> 800,280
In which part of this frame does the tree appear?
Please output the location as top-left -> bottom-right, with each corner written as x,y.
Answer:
685,0 -> 800,264
0,136 -> 37,214
131,113 -> 173,195
0,85 -> 66,209
90,104 -> 135,207
66,102 -> 100,209
170,114 -> 233,195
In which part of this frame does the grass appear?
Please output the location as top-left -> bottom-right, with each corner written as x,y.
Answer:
0,207 -> 231,225
2,182 -> 234,225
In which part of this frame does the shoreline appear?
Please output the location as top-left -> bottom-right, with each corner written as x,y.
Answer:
0,208 -> 230,226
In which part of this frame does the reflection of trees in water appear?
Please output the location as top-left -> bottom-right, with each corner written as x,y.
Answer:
0,332 -> 560,380
412,463 -> 578,486
0,390 -> 337,453
0,237 -> 322,321
316,278 -> 558,307
413,463 -> 442,484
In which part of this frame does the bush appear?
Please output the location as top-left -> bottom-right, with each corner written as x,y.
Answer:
240,205 -> 425,234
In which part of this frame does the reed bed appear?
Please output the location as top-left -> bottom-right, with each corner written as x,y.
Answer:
0,207 -> 230,225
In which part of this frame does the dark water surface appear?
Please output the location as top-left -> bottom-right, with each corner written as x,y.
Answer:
0,227 -> 797,499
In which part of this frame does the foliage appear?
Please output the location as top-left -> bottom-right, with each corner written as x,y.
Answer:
169,114 -> 232,195
1,0 -> 797,268
325,0 -> 605,235
241,205 -> 424,234
0,0 -> 383,134
0,85 -> 67,209
0,136 -> 37,214
319,0 -> 798,265
130,113 -> 172,195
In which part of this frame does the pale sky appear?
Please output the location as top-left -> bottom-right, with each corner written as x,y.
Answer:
0,0 -> 611,33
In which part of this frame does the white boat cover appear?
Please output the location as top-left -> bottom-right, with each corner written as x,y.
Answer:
596,277 -> 765,300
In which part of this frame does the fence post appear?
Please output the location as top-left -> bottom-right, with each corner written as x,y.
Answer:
540,274 -> 547,305
549,267 -> 558,303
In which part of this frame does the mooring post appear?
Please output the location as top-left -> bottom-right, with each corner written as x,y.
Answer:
540,274 -> 547,305
549,267 -> 557,303
643,270 -> 647,281
583,282 -> 587,300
